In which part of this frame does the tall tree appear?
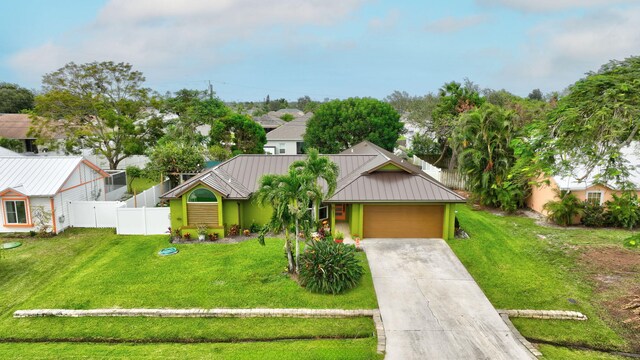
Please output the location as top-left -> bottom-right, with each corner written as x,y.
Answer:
31,61 -> 161,169
451,103 -> 527,211
254,168 -> 320,274
304,98 -> 403,153
430,80 -> 484,168
541,56 -> 640,185
145,141 -> 205,187
222,113 -> 267,155
290,148 -> 339,222
0,82 -> 34,113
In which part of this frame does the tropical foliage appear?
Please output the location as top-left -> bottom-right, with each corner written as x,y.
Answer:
290,148 -> 339,222
540,56 -> 640,185
254,169 -> 321,274
604,192 -> 640,229
452,103 -> 528,212
543,191 -> 584,226
299,240 -> 364,294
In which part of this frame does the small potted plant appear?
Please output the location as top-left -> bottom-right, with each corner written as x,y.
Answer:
334,231 -> 344,244
352,234 -> 361,248
196,224 -> 208,241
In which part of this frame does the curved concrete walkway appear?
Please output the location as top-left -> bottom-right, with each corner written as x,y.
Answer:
364,238 -> 535,360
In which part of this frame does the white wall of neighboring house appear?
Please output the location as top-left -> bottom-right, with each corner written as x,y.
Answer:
0,161 -> 107,234
264,140 -> 298,155
53,162 -> 107,233
0,196 -> 50,234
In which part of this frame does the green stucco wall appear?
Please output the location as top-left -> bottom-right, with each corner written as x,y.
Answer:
240,200 -> 272,229
169,199 -> 184,231
223,200 -> 240,229
441,203 -> 456,240
349,203 -> 363,237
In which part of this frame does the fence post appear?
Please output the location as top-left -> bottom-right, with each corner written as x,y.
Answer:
115,206 -> 120,235
143,207 -> 148,235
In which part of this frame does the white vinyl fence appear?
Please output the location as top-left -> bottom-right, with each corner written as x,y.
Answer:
125,181 -> 171,208
69,180 -> 172,235
412,155 -> 467,190
116,207 -> 170,235
70,201 -> 126,228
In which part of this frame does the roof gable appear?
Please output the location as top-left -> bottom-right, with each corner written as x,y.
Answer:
0,156 -> 105,196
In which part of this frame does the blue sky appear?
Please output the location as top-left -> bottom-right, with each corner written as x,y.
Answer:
1,0 -> 639,101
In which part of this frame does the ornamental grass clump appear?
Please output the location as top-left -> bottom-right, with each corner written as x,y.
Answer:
299,240 -> 364,294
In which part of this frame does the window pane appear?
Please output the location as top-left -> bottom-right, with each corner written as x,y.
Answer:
15,201 -> 27,223
188,189 -> 217,202
5,201 -> 17,223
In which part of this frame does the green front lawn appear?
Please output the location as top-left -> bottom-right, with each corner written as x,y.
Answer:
0,229 -> 378,357
450,206 -> 638,359
129,177 -> 158,194
0,339 -> 380,360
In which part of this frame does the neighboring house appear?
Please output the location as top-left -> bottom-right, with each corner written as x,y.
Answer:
0,156 -> 109,234
253,114 -> 284,134
527,148 -> 640,215
0,113 -> 39,153
161,141 -> 465,239
264,116 -> 310,155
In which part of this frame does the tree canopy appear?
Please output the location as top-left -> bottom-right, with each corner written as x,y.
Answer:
540,56 -> 640,185
304,97 -> 403,153
31,61 -> 162,169
0,82 -> 34,113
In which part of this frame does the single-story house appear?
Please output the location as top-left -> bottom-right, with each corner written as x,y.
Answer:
161,141 -> 466,239
264,115 -> 311,155
527,148 -> 640,215
0,156 -> 109,234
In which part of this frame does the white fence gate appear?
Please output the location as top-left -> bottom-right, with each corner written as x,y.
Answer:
116,207 -> 170,235
69,201 -> 126,228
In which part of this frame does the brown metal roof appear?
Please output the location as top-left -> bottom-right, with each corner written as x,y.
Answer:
161,141 -> 466,203
265,116 -> 309,141
0,114 -> 34,139
326,172 -> 465,203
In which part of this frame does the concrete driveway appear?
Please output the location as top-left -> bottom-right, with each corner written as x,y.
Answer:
365,238 -> 535,360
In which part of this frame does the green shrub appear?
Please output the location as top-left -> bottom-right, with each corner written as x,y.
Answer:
605,192 -> 640,229
299,240 -> 363,294
543,190 -> 583,226
581,201 -> 607,227
623,234 -> 639,249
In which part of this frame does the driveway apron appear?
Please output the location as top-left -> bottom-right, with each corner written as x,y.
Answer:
365,238 -> 535,360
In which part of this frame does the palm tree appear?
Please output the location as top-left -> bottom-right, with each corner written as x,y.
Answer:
291,148 -> 339,222
254,168 -> 320,273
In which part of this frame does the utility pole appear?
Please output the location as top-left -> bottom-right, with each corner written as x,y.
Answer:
208,80 -> 213,100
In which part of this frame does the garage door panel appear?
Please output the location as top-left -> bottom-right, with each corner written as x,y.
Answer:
363,205 -> 444,238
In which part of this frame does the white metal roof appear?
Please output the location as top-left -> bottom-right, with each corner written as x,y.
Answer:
553,145 -> 640,190
0,146 -> 21,156
0,156 -> 85,196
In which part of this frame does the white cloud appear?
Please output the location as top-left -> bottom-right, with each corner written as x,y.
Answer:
477,0 -> 635,13
7,0 -> 365,86
368,9 -> 400,32
424,14 -> 489,33
497,6 -> 640,93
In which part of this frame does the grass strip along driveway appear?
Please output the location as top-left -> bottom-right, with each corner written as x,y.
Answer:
0,229 -> 379,359
450,206 -> 640,360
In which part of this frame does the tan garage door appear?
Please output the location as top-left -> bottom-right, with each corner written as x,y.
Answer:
363,204 -> 444,238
